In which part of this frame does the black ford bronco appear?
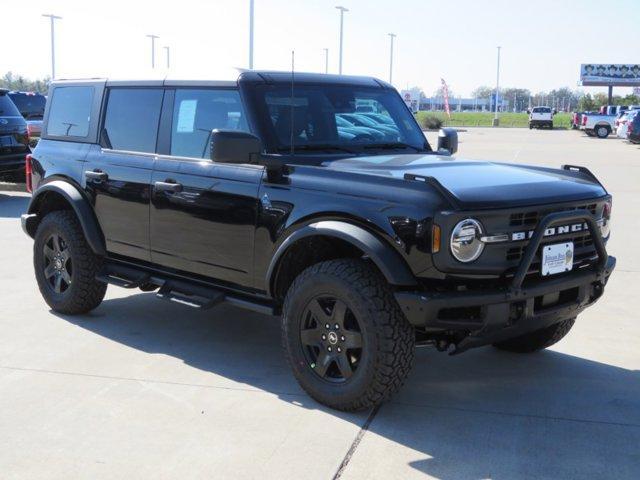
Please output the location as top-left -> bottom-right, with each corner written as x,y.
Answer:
22,72 -> 615,411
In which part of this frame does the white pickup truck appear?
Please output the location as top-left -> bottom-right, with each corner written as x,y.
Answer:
528,106 -> 555,129
581,113 -> 616,138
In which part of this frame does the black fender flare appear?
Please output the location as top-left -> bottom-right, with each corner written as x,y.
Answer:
25,180 -> 106,256
266,220 -> 417,296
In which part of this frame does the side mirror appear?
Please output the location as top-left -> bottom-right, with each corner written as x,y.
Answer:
526,109 -> 531,114
437,128 -> 458,155
210,130 -> 261,164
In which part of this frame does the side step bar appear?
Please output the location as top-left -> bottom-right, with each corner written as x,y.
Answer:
156,280 -> 225,309
96,264 -> 150,289
96,262 -> 276,316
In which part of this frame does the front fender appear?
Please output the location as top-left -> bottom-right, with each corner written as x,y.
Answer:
266,220 -> 417,296
23,180 -> 106,256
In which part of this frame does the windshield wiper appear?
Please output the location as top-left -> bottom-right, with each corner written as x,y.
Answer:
362,142 -> 424,152
276,144 -> 357,154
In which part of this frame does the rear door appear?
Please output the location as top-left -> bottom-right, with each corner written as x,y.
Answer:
150,87 -> 262,287
84,85 -> 164,262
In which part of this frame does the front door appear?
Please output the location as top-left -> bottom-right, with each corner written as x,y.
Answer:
149,87 -> 262,287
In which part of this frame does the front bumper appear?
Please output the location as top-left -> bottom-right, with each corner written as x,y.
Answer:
395,209 -> 615,353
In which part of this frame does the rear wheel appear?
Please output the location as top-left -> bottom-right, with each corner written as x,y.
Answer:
282,259 -> 414,411
492,317 -> 575,353
34,211 -> 107,314
595,125 -> 610,138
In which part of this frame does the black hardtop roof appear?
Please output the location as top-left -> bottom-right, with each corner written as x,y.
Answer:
48,71 -> 392,89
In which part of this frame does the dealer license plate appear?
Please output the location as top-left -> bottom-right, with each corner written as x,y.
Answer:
541,242 -> 574,276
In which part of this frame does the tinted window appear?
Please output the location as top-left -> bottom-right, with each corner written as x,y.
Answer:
170,89 -> 247,158
532,107 -> 551,113
47,86 -> 93,137
0,94 -> 21,117
8,93 -> 46,119
258,85 -> 425,153
103,88 -> 163,153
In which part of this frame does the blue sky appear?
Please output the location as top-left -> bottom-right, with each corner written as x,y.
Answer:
3,0 -> 639,96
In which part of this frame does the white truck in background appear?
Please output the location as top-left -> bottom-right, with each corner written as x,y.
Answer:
528,106 -> 555,129
581,113 -> 616,138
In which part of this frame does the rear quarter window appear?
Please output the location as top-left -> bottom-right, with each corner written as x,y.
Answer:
47,86 -> 94,137
0,94 -> 21,117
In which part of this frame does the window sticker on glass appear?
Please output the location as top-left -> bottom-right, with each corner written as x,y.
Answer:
176,99 -> 198,133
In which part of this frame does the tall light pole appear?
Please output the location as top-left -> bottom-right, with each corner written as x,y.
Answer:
335,6 -> 348,74
249,0 -> 255,69
163,46 -> 170,69
388,33 -> 396,84
146,34 -> 159,69
493,46 -> 501,126
323,48 -> 329,74
42,14 -> 62,79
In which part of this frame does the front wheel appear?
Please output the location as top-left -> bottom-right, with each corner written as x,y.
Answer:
492,317 -> 575,353
282,259 -> 415,411
34,210 -> 107,314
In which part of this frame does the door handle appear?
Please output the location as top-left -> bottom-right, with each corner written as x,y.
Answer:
85,170 -> 108,181
154,180 -> 183,193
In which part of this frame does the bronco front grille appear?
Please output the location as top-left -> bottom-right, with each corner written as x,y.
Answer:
509,203 -> 597,227
506,233 -> 594,262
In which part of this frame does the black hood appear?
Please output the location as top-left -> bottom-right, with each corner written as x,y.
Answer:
323,154 -> 607,209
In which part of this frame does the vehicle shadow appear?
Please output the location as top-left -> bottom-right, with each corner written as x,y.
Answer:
54,292 -> 640,479
0,192 -> 29,218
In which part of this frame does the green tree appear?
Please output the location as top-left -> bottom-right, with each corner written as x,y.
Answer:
472,86 -> 493,100
0,72 -> 50,93
578,93 -> 596,111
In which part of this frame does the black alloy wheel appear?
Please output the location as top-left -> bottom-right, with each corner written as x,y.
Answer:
300,296 -> 363,382
42,233 -> 73,294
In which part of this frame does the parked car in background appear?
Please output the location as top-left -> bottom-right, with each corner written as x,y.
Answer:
338,113 -> 399,139
335,115 -> 385,140
628,115 -> 640,144
8,91 -> 47,139
528,106 -> 555,129
582,112 -> 616,138
0,89 -> 30,180
361,112 -> 396,126
616,110 -> 638,138
571,112 -> 583,129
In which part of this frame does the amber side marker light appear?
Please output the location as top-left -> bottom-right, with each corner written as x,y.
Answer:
432,224 -> 441,253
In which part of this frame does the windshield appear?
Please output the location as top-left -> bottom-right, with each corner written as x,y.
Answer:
532,107 -> 551,113
8,93 -> 46,119
0,94 -> 22,117
255,85 -> 428,154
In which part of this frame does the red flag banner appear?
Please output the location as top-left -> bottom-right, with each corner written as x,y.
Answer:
441,78 -> 451,119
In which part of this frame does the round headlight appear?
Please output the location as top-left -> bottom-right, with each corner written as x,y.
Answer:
450,219 -> 484,263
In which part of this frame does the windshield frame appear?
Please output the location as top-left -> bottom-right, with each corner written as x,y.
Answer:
242,82 -> 430,157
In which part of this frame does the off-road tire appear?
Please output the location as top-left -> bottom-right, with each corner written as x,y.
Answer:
282,259 -> 415,411
34,210 -> 107,314
492,317 -> 575,353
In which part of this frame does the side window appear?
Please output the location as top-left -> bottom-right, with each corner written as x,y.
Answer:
103,88 -> 163,153
47,86 -> 93,137
170,89 -> 247,158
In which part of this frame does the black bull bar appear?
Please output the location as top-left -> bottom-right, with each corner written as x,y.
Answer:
395,209 -> 616,353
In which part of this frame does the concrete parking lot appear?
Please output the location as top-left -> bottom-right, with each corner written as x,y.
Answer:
1,128 -> 638,479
